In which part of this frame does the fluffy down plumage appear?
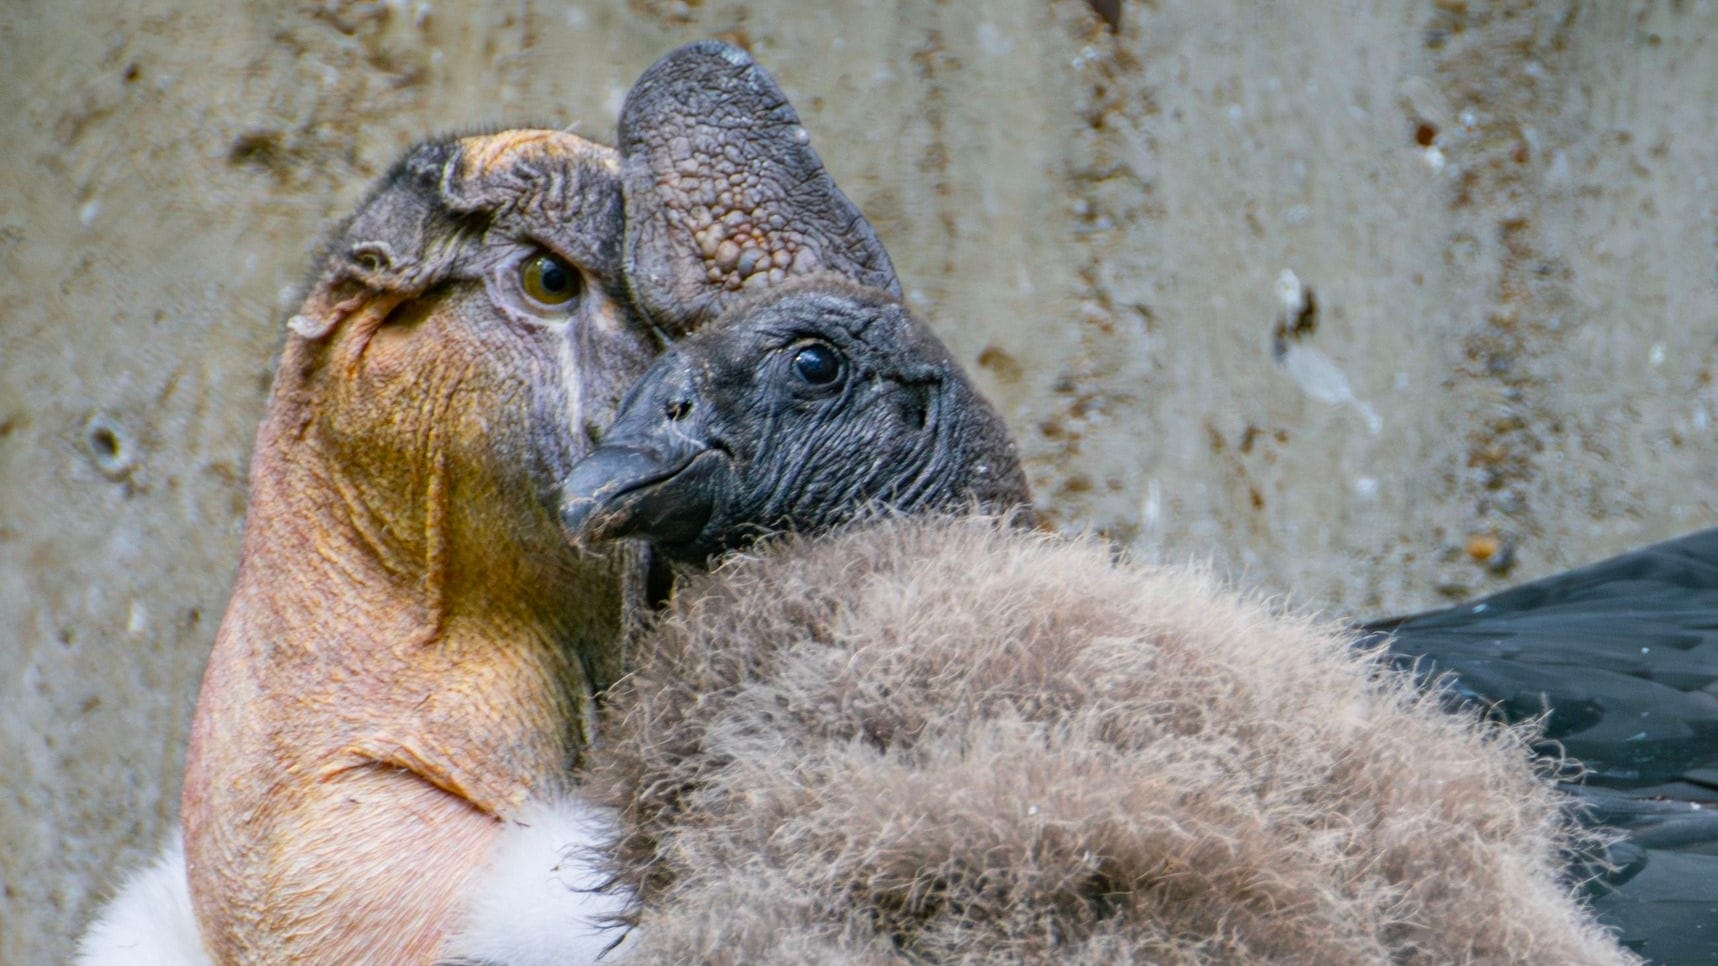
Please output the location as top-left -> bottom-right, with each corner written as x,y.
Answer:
77,800 -> 633,966
75,837 -> 209,966
585,515 -> 1633,964
439,797 -> 636,965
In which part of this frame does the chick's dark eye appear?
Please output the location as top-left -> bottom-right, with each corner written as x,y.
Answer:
519,252 -> 582,306
793,344 -> 842,385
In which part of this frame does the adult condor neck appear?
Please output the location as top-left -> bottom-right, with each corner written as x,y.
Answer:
180,352 -> 633,961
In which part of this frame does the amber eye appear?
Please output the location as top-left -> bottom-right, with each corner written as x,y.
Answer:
519,252 -> 582,306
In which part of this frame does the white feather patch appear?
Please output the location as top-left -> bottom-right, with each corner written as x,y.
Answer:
442,796 -> 636,965
76,835 -> 211,966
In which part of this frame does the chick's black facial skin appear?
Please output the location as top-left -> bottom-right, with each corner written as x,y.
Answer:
560,278 -> 1029,564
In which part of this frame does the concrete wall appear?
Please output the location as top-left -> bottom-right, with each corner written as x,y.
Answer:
2,0 -> 1712,958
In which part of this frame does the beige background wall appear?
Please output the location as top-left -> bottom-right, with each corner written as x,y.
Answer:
2,1 -> 1713,959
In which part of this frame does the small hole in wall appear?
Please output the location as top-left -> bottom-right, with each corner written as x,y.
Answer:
90,426 -> 118,458
85,415 -> 137,479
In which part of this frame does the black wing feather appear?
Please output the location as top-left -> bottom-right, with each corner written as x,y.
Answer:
1363,528 -> 1718,964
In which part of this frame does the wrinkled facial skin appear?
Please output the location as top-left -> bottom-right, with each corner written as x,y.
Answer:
618,41 -> 900,337
561,279 -> 1030,564
301,132 -> 658,553
181,131 -> 662,965
558,39 -> 976,567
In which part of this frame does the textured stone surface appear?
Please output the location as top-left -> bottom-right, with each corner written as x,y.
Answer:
1,1 -> 1712,959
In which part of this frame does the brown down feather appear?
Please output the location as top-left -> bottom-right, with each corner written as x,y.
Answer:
586,514 -> 1633,965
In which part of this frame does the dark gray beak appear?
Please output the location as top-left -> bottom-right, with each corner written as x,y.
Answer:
558,440 -> 724,547
558,355 -> 731,552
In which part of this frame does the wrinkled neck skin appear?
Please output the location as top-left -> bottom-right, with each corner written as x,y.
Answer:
181,338 -> 631,963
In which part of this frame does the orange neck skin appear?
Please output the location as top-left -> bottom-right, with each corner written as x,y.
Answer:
180,334 -> 630,963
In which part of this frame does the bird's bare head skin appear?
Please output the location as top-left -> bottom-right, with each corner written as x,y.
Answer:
561,277 -> 1032,564
180,129 -> 661,964
565,40 -> 1025,565
617,40 -> 899,338
284,130 -> 652,542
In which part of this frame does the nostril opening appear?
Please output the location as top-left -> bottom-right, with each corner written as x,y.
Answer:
666,399 -> 693,422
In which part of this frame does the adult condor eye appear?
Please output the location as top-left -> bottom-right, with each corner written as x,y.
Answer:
792,343 -> 843,386
518,251 -> 583,306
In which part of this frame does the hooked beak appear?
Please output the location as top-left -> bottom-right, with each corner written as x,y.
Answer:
558,441 -> 722,546
560,349 -> 735,557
